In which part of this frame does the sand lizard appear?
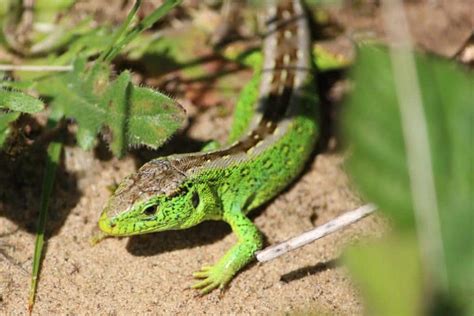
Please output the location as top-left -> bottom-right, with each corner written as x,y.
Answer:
98,0 -> 319,294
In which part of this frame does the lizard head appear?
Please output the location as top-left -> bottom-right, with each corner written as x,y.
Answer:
98,158 -> 217,236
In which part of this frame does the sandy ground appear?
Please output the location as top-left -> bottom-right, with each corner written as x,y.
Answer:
0,115 -> 387,315
0,91 -> 389,314
0,0 -> 471,315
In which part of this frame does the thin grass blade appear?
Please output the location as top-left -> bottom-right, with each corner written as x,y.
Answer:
28,140 -> 62,312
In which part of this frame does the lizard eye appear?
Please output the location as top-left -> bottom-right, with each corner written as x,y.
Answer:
142,204 -> 157,216
191,191 -> 200,208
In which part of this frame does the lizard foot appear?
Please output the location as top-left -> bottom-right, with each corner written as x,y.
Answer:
191,265 -> 232,295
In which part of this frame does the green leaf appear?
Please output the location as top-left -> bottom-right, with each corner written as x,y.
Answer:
127,85 -> 185,148
99,70 -> 131,157
0,112 -> 20,147
0,89 -> 43,148
343,45 -> 473,312
37,59 -> 186,157
344,235 -> 423,316
0,89 -> 44,113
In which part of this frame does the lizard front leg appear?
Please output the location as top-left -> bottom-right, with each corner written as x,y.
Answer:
192,210 -> 263,294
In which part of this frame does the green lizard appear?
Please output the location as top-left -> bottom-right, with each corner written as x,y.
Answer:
99,0 -> 320,294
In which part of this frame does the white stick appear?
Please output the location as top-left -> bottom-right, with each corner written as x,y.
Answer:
256,203 -> 377,262
0,64 -> 73,72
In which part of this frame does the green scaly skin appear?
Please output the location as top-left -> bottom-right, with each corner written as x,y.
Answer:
98,0 -> 323,294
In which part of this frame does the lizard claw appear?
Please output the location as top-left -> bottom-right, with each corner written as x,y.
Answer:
191,265 -> 230,295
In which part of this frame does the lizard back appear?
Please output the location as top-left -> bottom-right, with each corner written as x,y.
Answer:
103,0 -> 318,219
164,0 -> 318,213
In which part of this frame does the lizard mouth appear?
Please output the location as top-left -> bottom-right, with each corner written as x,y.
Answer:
98,212 -> 118,235
98,211 -> 166,236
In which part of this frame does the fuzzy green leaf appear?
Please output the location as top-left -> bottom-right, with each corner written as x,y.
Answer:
0,89 -> 44,113
98,70 -> 131,157
0,112 -> 20,147
37,59 -> 185,157
127,85 -> 184,147
0,89 -> 44,148
343,45 -> 473,312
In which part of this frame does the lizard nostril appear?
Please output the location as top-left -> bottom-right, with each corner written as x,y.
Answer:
110,221 -> 116,228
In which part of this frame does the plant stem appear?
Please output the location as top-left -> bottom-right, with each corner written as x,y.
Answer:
0,64 -> 73,72
103,0 -> 183,62
28,138 -> 62,312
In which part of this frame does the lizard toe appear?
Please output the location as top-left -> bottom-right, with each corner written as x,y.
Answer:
191,264 -> 231,294
192,271 -> 210,279
199,281 -> 220,295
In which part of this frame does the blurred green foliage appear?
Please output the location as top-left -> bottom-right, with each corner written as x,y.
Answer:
345,235 -> 423,316
0,0 -> 185,156
343,45 -> 473,315
36,58 -> 185,157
